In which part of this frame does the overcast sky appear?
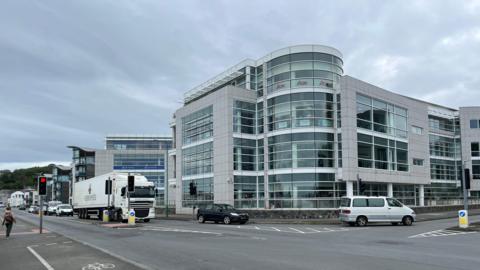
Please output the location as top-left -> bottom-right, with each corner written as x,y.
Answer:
1,0 -> 480,170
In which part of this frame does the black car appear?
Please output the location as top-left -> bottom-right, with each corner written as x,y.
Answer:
197,204 -> 249,225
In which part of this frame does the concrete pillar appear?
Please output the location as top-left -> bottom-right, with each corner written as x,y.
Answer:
387,183 -> 393,198
419,185 -> 425,206
346,181 -> 354,197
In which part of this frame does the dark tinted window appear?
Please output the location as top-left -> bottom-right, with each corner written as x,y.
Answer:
386,198 -> 403,207
340,198 -> 351,207
470,119 -> 478,128
368,198 -> 385,207
353,198 -> 367,207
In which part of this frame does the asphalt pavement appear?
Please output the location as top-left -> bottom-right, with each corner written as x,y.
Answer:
0,209 -> 144,270
8,209 -> 480,270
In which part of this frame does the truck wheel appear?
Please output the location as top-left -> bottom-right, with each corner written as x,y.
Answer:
79,209 -> 83,219
143,219 -> 150,223
116,210 -> 122,222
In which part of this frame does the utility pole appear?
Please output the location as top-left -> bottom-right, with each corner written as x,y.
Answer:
165,151 -> 169,218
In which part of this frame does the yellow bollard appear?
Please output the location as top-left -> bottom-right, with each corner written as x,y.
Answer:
128,209 -> 135,225
102,210 -> 109,222
458,210 -> 468,228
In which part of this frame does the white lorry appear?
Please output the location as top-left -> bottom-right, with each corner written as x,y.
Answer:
72,172 -> 156,222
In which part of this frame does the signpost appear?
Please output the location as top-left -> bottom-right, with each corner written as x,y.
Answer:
458,210 -> 468,228
127,175 -> 135,225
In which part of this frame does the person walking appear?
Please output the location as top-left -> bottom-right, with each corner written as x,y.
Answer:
2,207 -> 16,238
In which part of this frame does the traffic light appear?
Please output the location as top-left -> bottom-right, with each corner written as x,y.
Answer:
189,182 -> 197,196
358,178 -> 366,195
464,168 -> 471,190
128,175 -> 135,193
105,179 -> 112,195
38,176 -> 47,196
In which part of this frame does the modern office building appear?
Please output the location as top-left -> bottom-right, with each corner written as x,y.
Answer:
49,164 -> 71,203
69,135 -> 172,205
170,44 -> 480,214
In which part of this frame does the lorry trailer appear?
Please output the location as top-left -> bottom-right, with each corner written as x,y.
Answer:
72,172 -> 156,222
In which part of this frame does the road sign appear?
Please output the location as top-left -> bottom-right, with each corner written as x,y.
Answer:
458,210 -> 468,228
128,209 -> 136,225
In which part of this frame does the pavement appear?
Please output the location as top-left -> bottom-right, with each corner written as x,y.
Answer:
6,208 -> 480,270
0,210 -> 144,270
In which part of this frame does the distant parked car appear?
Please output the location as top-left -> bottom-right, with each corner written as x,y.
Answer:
56,204 -> 73,216
28,206 -> 39,214
47,201 -> 62,215
339,196 -> 416,227
197,204 -> 249,225
18,204 -> 26,210
0,202 -> 4,208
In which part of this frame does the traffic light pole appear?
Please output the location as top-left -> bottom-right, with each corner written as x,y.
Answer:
39,195 -> 43,234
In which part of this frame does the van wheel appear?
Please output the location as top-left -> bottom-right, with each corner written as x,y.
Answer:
198,215 -> 205,223
402,216 -> 413,226
356,216 -> 368,227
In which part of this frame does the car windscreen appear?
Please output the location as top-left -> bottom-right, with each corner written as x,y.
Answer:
131,187 -> 155,198
340,198 -> 351,207
59,205 -> 72,209
220,205 -> 236,211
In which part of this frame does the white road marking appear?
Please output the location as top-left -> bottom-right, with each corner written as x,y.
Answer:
288,227 -> 306,234
27,245 -> 55,270
45,243 -> 57,246
63,241 -> 73,244
271,227 -> 281,232
409,229 -> 478,239
306,227 -> 322,233
120,225 -> 223,235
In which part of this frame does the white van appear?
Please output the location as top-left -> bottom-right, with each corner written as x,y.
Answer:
339,196 -> 416,226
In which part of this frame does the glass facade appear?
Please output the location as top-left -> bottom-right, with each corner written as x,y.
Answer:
268,133 -> 335,169
107,139 -> 172,150
182,106 -> 215,207
357,133 -> 409,171
267,92 -> 334,131
233,100 -> 256,134
266,52 -> 342,94
182,106 -> 213,145
268,173 -> 343,208
234,176 -> 265,208
182,142 -> 213,176
233,138 -> 256,171
357,94 -> 408,138
182,177 -> 213,207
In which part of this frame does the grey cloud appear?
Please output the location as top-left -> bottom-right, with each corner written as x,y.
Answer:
1,0 -> 480,168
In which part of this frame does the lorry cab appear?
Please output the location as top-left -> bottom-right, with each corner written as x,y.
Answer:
339,196 -> 416,226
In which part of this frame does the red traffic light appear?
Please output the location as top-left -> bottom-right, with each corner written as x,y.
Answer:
40,177 -> 47,183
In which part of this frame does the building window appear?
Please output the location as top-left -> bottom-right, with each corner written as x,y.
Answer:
356,94 -> 408,139
472,142 -> 480,157
182,142 -> 213,176
357,132 -> 409,172
430,158 -> 461,180
182,177 -> 213,207
268,173 -> 342,208
233,100 -> 256,134
472,161 -> 480,179
470,119 -> 479,129
182,106 -> 213,145
268,132 -> 335,169
429,134 -> 460,158
429,116 -> 455,132
234,176 -> 264,208
413,158 -> 424,166
233,138 -> 257,171
267,92 -> 334,131
411,126 -> 423,135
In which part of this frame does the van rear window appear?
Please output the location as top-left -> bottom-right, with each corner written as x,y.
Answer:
352,198 -> 367,207
340,198 -> 351,207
